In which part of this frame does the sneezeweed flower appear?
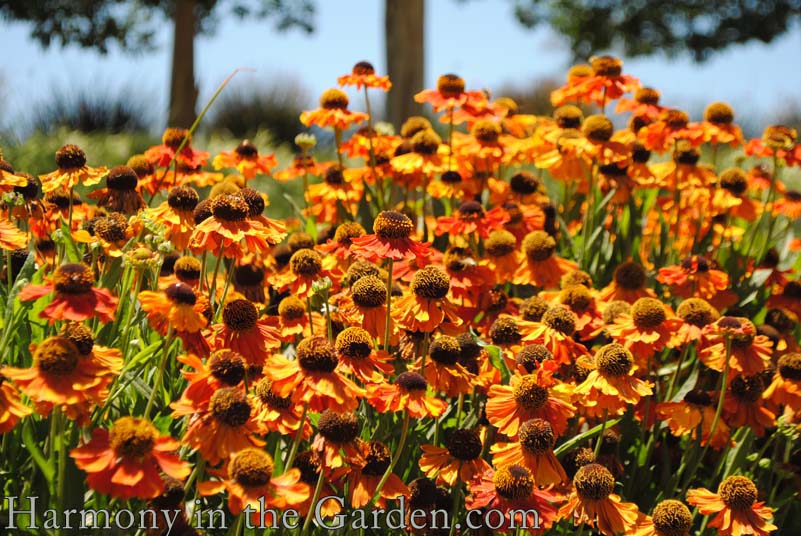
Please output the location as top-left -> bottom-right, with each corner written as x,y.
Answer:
367,371 -> 447,418
714,167 -> 760,221
520,305 -> 591,365
350,210 -> 430,262
699,317 -> 772,377
0,219 -> 28,251
189,194 -> 282,260
482,229 -> 520,284
273,152 -> 333,182
687,475 -> 777,536
723,374 -> 775,436
390,128 -> 448,175
764,352 -> 801,412
175,350 -> 245,406
433,200 -> 509,239
486,371 -> 576,438
656,389 -> 731,449
312,410 -> 363,468
559,463 -> 641,535
145,127 -> 209,169
138,282 -> 209,334
338,60 -> 391,90
393,265 -> 462,333
39,144 -> 108,193
675,297 -> 720,343
550,63 -> 593,106
317,221 -> 366,259
199,448 -> 309,522
638,108 -> 705,153
767,279 -> 801,318
0,376 -> 31,432
419,335 -> 475,397
213,297 -> 282,366
337,274 -> 391,343
634,499 -> 693,536
466,465 -> 560,531
657,255 -> 737,309
1,335 -> 118,422
144,185 -> 199,251
573,343 -> 653,417
269,248 -> 341,299
94,165 -> 146,215
334,326 -> 394,383
212,139 -> 277,179
300,88 -> 368,130
19,263 -> 117,324
490,418 -> 568,486
265,335 -> 365,412
414,73 -> 487,114
615,86 -> 664,120
744,124 -> 800,167
772,189 -> 801,218
171,386 -> 264,465
251,378 -> 312,438
606,297 -> 682,367
419,428 -> 491,485
341,440 -> 409,508
513,230 -> 578,289
70,417 -> 190,499
232,263 -> 266,303
305,166 -> 363,223
702,102 -> 744,146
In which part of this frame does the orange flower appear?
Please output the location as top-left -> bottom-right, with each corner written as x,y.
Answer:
687,476 -> 777,536
174,350 -> 246,406
513,231 -> 578,289
337,60 -> 391,91
212,298 -> 282,366
482,229 -> 522,284
71,417 -> 189,499
367,372 -> 447,418
419,335 -> 475,397
465,465 -> 561,532
305,166 -> 363,223
273,153 -> 333,182
268,248 -> 341,300
138,282 -> 209,334
265,336 -> 365,413
723,375 -> 776,436
212,139 -> 277,179
198,448 -> 309,520
486,371 -> 576,438
490,418 -> 568,486
194,193 -> 286,259
0,378 -> 31,433
171,386 -> 264,465
350,210 -> 430,263
657,255 -> 736,308
334,327 -> 394,383
414,73 -> 487,113
656,389 -> 731,450
390,128 -> 449,176
19,263 -> 118,324
418,428 -> 491,486
633,500 -> 694,536
615,87 -> 664,120
572,56 -> 639,107
699,317 -> 772,377
519,305 -> 591,365
1,334 -> 119,423
143,185 -> 199,251
340,440 -> 409,509
145,128 -> 209,169
392,266 -> 462,333
701,102 -> 744,146
763,352 -> 801,412
559,463 -> 641,536
311,410 -> 364,469
316,221 -> 366,260
772,189 -> 801,218
638,109 -> 705,153
0,219 -> 28,251
251,378 -> 313,438
550,63 -> 593,106
573,343 -> 653,418
336,274 -> 392,344
744,125 -> 800,167
605,297 -> 682,367
39,144 -> 108,193
290,451 -> 342,518
434,201 -> 509,239
767,279 -> 801,318
300,88 -> 368,130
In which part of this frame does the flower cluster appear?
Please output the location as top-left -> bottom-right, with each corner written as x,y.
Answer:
0,57 -> 799,535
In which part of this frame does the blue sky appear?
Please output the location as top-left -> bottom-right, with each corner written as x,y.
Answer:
2,1 -> 800,134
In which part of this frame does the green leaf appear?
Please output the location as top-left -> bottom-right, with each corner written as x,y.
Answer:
22,420 -> 54,482
554,418 -> 621,457
483,344 -> 510,383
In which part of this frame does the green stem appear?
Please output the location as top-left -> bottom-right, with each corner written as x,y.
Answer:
301,465 -> 326,535
383,259 -> 393,351
284,401 -> 309,470
593,408 -> 609,459
144,326 -> 175,419
368,411 -> 409,506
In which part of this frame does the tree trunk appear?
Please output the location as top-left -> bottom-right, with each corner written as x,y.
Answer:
384,0 -> 425,130
168,0 -> 198,128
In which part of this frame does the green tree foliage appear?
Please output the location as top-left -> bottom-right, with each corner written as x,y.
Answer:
513,0 -> 801,60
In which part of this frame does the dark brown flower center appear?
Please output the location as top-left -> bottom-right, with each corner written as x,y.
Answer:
209,350 -> 246,386
518,418 -> 555,454
318,410 -> 359,443
445,429 -> 482,461
522,231 -> 556,262
59,322 -> 94,356
361,441 -> 392,476
778,353 -> 801,381
290,249 -> 323,277
109,417 -> 157,458
164,282 -> 197,306
513,376 -> 548,410
494,464 -> 535,500
677,298 -> 718,327
373,210 -> 414,239
230,448 -> 274,487
596,343 -> 633,377
55,144 -> 87,170
222,299 -> 259,331
489,317 -> 522,346
297,336 -> 338,372
583,115 -> 614,142
211,194 -> 249,222
542,306 -> 576,336
254,379 -> 292,410
351,275 -> 387,307
106,165 -> 138,190
516,344 -> 552,373
36,337 -> 80,375
53,263 -> 95,295
437,73 -> 465,97
335,327 -> 373,360
174,256 -> 202,282
718,476 -> 758,511
162,128 -> 190,149
429,335 -> 461,365
591,56 -> 623,77
574,463 -> 615,500
631,298 -> 666,329
209,387 -> 251,426
411,266 -> 450,300
520,296 -> 549,322
320,88 -> 349,110
395,371 -> 427,392
235,139 -> 258,158
652,500 -> 693,536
